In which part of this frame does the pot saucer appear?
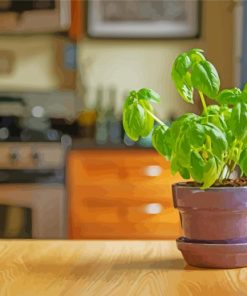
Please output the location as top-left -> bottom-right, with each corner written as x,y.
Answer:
176,237 -> 247,269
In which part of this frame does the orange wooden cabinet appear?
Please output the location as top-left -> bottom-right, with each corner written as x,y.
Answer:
68,149 -> 183,239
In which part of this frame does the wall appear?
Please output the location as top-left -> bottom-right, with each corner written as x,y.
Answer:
0,1 -> 235,119
78,0 -> 234,119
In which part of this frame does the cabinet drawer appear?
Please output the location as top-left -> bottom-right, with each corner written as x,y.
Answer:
71,223 -> 133,239
72,205 -> 121,224
121,152 -> 170,182
126,206 -> 180,223
70,196 -> 182,239
124,165 -> 182,185
68,150 -> 124,185
71,220 -> 182,239
68,150 -> 180,186
72,198 -> 179,226
70,184 -> 174,206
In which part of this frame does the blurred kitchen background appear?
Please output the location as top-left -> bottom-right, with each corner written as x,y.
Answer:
0,0 -> 244,239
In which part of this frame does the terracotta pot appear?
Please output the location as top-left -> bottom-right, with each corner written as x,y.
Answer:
172,183 -> 247,241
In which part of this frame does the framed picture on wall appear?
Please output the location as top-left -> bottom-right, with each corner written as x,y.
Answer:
87,0 -> 201,39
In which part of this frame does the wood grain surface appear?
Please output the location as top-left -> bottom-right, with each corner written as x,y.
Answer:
0,240 -> 246,296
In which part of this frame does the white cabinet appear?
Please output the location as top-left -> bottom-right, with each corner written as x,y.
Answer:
0,0 -> 70,34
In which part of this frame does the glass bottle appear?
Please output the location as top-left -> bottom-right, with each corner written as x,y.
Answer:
106,88 -> 122,145
95,87 -> 108,145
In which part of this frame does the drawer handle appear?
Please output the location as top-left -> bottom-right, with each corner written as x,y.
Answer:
143,165 -> 162,177
143,203 -> 163,214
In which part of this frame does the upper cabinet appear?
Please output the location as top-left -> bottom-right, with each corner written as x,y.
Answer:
0,0 -> 84,40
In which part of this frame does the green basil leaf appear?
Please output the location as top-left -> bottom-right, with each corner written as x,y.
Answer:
191,60 -> 220,98
219,105 -> 233,132
216,88 -> 242,105
205,104 -> 220,115
230,102 -> 247,141
190,150 -> 205,183
207,115 -> 227,131
204,123 -> 228,159
188,122 -> 206,148
172,54 -> 194,103
152,125 -> 172,159
176,131 -> 191,168
172,53 -> 191,77
201,156 -> 220,189
226,130 -> 235,147
137,88 -> 160,103
123,102 -> 144,141
169,113 -> 199,152
242,91 -> 247,103
170,153 -> 190,178
178,167 -> 190,179
239,148 -> 247,176
188,48 -> 206,65
123,95 -> 135,108
243,82 -> 247,93
202,105 -> 228,131
138,100 -> 154,137
139,99 -> 153,111
123,100 -> 153,141
172,70 -> 194,104
170,113 -> 198,135
170,154 -> 179,175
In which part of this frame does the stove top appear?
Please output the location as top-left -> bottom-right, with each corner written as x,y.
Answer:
0,123 -> 63,143
0,99 -> 72,143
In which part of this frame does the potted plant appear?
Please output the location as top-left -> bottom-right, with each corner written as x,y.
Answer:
122,48 -> 247,269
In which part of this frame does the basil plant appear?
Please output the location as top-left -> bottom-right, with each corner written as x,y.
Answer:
123,49 -> 247,189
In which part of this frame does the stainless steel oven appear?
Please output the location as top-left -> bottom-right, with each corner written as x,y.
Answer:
0,141 -> 68,239
0,94 -> 72,239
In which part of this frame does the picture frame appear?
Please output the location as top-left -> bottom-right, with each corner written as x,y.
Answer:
87,0 -> 201,39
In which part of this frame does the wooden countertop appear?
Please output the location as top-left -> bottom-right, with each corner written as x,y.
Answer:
0,240 -> 246,296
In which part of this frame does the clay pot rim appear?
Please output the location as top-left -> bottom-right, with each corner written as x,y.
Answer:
173,182 -> 247,191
